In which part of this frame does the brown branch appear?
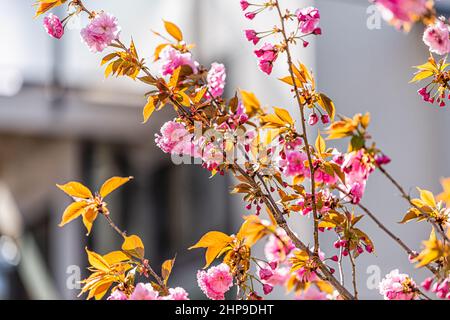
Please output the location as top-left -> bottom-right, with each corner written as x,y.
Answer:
273,0 -> 320,256
348,253 -> 358,299
234,165 -> 355,300
378,166 -> 450,243
335,185 -> 439,276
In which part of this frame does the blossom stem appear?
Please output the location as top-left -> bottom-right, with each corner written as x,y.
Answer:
273,0 -> 320,257
348,253 -> 358,299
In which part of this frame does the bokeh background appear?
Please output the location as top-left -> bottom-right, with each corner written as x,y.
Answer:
0,0 -> 450,299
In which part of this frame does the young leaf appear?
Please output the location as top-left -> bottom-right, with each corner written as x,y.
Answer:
315,132 -> 326,154
86,248 -> 111,272
161,256 -> 176,285
57,181 -> 93,199
317,93 -> 335,120
273,107 -> 294,126
163,20 -> 183,41
418,188 -> 436,208
240,90 -> 261,115
82,207 -> 98,236
143,96 -> 156,124
154,43 -> 169,61
189,231 -> 232,268
103,251 -> 130,265
59,201 -> 88,227
122,235 -> 145,259
100,176 -> 133,199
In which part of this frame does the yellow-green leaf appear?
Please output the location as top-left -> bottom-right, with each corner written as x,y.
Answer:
418,188 -> 436,208
161,256 -> 176,285
273,107 -> 294,126
317,93 -> 335,120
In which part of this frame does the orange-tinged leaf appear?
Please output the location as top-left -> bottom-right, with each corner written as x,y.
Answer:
279,76 -> 302,87
101,53 -> 118,66
57,181 -> 93,199
189,231 -> 232,268
168,66 -> 181,88
237,215 -> 271,247
100,176 -> 133,198
93,281 -> 113,300
273,107 -> 294,126
82,207 -> 98,236
161,256 -> 176,285
59,201 -> 88,227
240,90 -> 261,115
103,251 -> 130,265
315,132 -> 326,154
122,235 -> 145,259
163,20 -> 183,41
143,96 -> 156,124
317,93 -> 335,120
34,0 -> 65,17
154,43 -> 169,61
86,248 -> 110,272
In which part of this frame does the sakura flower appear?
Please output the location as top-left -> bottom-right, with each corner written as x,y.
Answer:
254,43 -> 278,75
163,287 -> 190,300
431,278 -> 450,299
423,20 -> 450,56
80,12 -> 120,53
207,63 -> 226,98
129,283 -> 160,300
197,263 -> 234,300
340,150 -> 375,204
421,277 -> 433,291
295,286 -> 328,300
160,46 -> 198,76
375,0 -> 428,30
43,13 -> 64,39
155,120 -> 196,156
262,267 -> 290,287
107,289 -> 128,300
379,269 -> 418,300
279,150 -> 309,177
296,7 -> 321,34
264,229 -> 295,263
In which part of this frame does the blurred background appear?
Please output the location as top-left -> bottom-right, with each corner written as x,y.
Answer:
0,0 -> 450,299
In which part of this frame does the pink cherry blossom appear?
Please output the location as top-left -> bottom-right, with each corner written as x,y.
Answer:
431,278 -> 450,299
107,290 -> 128,300
295,286 -> 328,300
155,120 -> 196,156
163,287 -> 190,300
423,20 -> 450,55
197,263 -> 234,300
207,63 -> 226,98
308,113 -> 319,126
340,150 -> 375,204
160,46 -> 198,76
43,14 -> 64,39
262,267 -> 290,287
296,7 -> 321,34
375,0 -> 428,29
279,150 -> 309,177
264,228 -> 295,263
379,269 -> 418,300
129,283 -> 160,300
254,43 -> 278,75
80,12 -> 120,53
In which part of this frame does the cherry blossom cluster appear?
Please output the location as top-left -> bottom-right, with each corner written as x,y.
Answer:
241,1 -> 321,74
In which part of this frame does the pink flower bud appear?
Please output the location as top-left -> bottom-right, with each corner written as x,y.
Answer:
329,268 -> 335,274
240,0 -> 250,11
245,12 -> 256,20
421,277 -> 433,291
321,114 -> 330,124
333,240 -> 341,249
268,261 -> 278,270
308,113 -> 319,126
342,250 -> 349,257
263,284 -> 273,295
365,244 -> 374,253
259,268 -> 273,281
331,255 -> 339,262
357,246 -> 364,254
